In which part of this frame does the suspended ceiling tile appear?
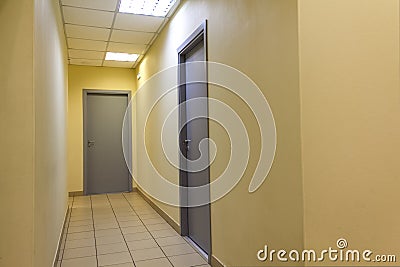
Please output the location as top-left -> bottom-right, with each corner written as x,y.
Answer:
65,24 -> 110,41
68,49 -> 105,60
110,30 -> 154,44
60,0 -> 181,68
63,6 -> 114,28
70,58 -> 103,67
114,13 -> 164,32
68,38 -> 107,51
103,61 -> 134,68
61,0 -> 118,12
107,42 -> 147,54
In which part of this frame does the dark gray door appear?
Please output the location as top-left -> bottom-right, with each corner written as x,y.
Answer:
85,93 -> 130,195
184,41 -> 211,255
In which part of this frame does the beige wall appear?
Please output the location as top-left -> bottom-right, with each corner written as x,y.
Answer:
33,0 -> 69,266
135,0 -> 304,266
299,0 -> 400,265
0,0 -> 35,265
68,65 -> 137,192
0,0 -> 68,266
2,0 -> 397,266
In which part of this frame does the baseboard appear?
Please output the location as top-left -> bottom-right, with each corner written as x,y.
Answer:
53,206 -> 71,267
68,190 -> 83,197
136,188 -> 181,235
211,254 -> 225,267
136,187 -> 225,267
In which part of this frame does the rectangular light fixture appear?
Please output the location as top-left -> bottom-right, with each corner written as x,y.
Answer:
119,0 -> 177,17
105,52 -> 139,62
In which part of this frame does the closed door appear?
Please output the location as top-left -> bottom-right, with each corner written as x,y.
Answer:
85,92 -> 131,195
182,40 -> 211,256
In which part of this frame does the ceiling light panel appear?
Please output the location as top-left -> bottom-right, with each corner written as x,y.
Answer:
119,0 -> 177,17
105,52 -> 139,62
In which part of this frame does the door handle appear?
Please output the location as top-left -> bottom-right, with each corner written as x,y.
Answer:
183,139 -> 191,150
88,140 -> 95,147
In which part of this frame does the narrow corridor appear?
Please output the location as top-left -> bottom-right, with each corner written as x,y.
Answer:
57,192 -> 209,267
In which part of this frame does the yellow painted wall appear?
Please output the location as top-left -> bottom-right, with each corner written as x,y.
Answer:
33,0 -> 69,266
0,0 -> 68,266
135,0 -> 304,266
68,65 -> 137,192
299,0 -> 400,265
0,0 -> 35,265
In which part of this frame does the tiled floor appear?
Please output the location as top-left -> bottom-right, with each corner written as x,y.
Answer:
57,192 -> 210,267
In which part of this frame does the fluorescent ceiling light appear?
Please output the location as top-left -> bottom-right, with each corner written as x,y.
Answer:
119,0 -> 177,17
105,52 -> 139,62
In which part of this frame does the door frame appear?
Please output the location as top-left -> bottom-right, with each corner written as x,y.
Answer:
82,89 -> 133,195
177,20 -> 212,262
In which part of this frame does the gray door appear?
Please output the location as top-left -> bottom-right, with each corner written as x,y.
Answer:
85,92 -> 130,195
183,41 -> 211,255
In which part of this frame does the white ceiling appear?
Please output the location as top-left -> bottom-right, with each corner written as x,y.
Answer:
60,0 -> 180,68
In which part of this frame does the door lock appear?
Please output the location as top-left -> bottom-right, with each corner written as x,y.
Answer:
88,140 -> 95,147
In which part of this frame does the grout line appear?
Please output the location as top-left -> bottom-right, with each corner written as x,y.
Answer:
71,193 -> 209,266
62,243 -> 95,249
60,1 -> 181,68
64,22 -> 112,30
124,192 -> 209,265
69,38 -> 149,46
60,196 -> 74,262
90,195 -> 100,267
58,0 -> 70,65
133,255 -> 168,263
62,253 -> 97,261
132,0 -> 183,69
64,229 -> 95,234
62,4 -> 116,13
67,37 -> 108,43
101,0 -> 121,67
122,193 -> 176,267
106,194 -> 137,267
64,22 -> 157,34
131,15 -> 168,69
